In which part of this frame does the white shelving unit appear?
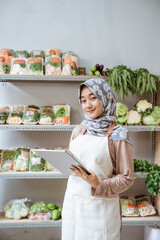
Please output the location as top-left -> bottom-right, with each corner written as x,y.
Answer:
0,75 -> 159,230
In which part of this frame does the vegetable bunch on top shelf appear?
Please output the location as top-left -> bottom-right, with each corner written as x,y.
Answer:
104,65 -> 159,100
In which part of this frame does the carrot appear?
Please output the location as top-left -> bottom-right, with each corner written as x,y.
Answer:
64,56 -> 72,64
0,48 -> 7,55
53,49 -> 60,56
0,56 -> 5,62
14,59 -> 26,64
27,58 -> 42,64
10,161 -> 14,170
5,56 -> 11,65
71,61 -> 76,68
49,57 -> 60,64
55,116 -> 69,124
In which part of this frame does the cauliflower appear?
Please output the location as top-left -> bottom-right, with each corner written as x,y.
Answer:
134,100 -> 152,115
127,110 -> 142,125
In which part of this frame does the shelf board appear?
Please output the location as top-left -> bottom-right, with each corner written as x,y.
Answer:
0,74 -> 105,82
0,171 -> 148,179
0,124 -> 76,131
0,171 -> 68,179
0,124 -> 160,131
0,213 -> 159,228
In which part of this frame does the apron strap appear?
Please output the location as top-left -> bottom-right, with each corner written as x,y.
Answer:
105,122 -> 117,137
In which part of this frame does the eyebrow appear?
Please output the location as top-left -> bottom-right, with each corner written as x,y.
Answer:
80,93 -> 94,99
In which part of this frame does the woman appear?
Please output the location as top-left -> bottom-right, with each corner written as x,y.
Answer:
62,78 -> 134,240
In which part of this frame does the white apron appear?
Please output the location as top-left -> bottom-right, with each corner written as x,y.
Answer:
62,134 -> 121,240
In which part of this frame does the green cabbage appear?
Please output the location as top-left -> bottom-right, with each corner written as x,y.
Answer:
116,114 -> 127,125
116,102 -> 128,117
142,115 -> 160,125
151,106 -> 160,122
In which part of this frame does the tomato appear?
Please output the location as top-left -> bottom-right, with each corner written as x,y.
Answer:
71,61 -> 76,68
0,56 -> 5,62
5,50 -> 11,56
49,49 -> 56,55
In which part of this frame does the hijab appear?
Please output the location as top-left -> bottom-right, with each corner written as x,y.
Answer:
78,78 -> 132,144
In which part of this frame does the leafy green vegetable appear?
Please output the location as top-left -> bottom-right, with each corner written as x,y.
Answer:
29,63 -> 42,72
3,64 -> 10,74
55,107 -> 65,118
14,50 -> 29,58
19,63 -> 26,68
29,150 -> 45,171
134,159 -> 160,172
116,102 -> 128,117
151,106 -> 160,122
3,150 -> 16,162
72,67 -> 79,76
47,203 -> 58,211
145,170 -> 160,196
50,62 -> 59,67
142,115 -> 160,126
30,201 -> 49,214
116,114 -> 128,125
51,209 -> 61,220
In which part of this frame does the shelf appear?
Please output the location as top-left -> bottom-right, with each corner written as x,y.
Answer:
0,74 -> 104,83
0,124 -> 76,131
0,124 -> 160,131
0,213 -> 159,228
0,171 -> 148,179
0,171 -> 68,179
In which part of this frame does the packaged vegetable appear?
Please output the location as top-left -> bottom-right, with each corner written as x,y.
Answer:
47,202 -> 58,211
40,105 -> 53,111
29,201 -> 49,214
10,58 -> 27,75
22,108 -> 39,124
27,58 -> 43,75
29,150 -> 45,171
0,48 -> 13,56
0,55 -> 11,74
0,109 -> 8,124
45,48 -> 60,57
45,160 -> 55,171
6,110 -> 23,124
14,148 -> 30,171
135,195 -> 156,216
61,51 -> 79,76
1,149 -> 16,171
26,104 -> 39,110
0,105 -> 10,112
28,212 -> 51,221
45,55 -> 61,75
39,109 -> 54,124
11,105 -> 25,112
53,104 -> 70,125
14,50 -> 29,58
4,198 -> 30,220
29,50 -> 45,59
120,195 -> 139,216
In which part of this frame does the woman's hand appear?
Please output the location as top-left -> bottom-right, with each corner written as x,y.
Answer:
70,165 -> 99,189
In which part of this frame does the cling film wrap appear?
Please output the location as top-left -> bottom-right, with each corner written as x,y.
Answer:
22,109 -> 39,124
28,212 -> 51,221
13,50 -> 29,59
14,148 -> 30,171
45,55 -> 61,76
53,104 -> 70,125
135,195 -> 156,217
29,50 -> 45,59
61,51 -> 79,76
0,48 -> 14,56
45,48 -> 60,57
6,110 -> 23,124
27,58 -> 43,75
39,108 -> 54,124
0,109 -> 8,124
3,198 -> 30,220
10,58 -> 27,75
0,55 -> 11,74
1,149 -> 16,171
29,149 -> 46,171
120,195 -> 139,216
45,160 -> 55,171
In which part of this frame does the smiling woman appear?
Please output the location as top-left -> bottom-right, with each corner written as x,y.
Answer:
62,78 -> 134,240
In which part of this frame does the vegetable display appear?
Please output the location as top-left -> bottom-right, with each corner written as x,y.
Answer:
29,150 -> 45,171
53,105 -> 70,125
1,149 -> 16,171
39,108 -> 54,124
10,58 -> 27,75
4,198 -> 30,220
134,100 -> 153,116
61,51 -> 79,76
45,55 -> 61,76
22,108 -> 39,124
14,148 -> 30,171
27,58 -> 43,75
145,170 -> 160,196
6,111 -> 23,124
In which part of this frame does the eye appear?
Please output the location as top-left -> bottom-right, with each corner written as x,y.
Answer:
81,99 -> 86,104
91,97 -> 96,101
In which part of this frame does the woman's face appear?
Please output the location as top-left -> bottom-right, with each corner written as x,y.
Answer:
80,86 -> 103,119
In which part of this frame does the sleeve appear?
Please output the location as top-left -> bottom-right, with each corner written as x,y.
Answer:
91,140 -> 134,198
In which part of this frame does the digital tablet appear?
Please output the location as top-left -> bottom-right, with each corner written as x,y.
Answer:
35,149 -> 91,176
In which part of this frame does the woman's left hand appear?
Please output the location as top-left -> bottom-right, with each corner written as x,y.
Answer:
70,165 -> 99,189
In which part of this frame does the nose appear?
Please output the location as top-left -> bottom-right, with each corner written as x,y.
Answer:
86,100 -> 92,108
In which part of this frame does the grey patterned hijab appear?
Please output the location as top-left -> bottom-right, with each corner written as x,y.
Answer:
78,78 -> 132,144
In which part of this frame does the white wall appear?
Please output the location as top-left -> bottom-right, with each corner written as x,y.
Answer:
0,0 -> 160,240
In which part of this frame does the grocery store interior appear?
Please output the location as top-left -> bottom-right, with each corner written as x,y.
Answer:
0,0 -> 160,239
